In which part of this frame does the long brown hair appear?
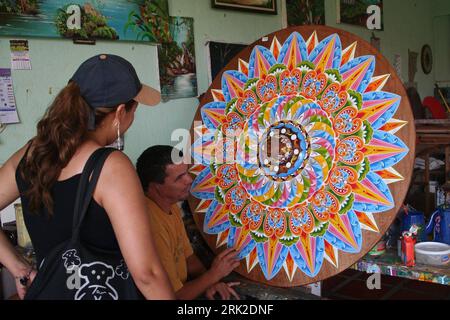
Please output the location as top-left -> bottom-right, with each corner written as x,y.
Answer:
21,82 -> 134,214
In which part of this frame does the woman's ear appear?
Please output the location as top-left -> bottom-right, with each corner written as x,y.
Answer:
113,104 -> 127,124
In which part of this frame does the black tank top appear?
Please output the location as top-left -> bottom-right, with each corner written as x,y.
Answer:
15,150 -> 119,266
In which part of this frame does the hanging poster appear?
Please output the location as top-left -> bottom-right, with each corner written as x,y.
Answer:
0,69 -> 20,124
286,0 -> 325,26
10,40 -> 32,70
158,17 -> 197,102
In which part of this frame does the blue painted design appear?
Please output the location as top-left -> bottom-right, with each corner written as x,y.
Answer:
308,34 -> 342,70
257,242 -> 289,280
201,101 -> 226,130
289,236 -> 324,277
353,172 -> 395,213
248,45 -> 277,79
204,200 -> 230,234
277,32 -> 308,66
340,55 -> 375,93
190,166 -> 215,199
221,70 -> 248,102
324,210 -> 362,253
362,91 -> 401,130
369,130 -> 409,171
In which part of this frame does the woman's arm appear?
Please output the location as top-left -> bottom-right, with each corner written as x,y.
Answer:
0,145 -> 35,298
96,151 -> 175,300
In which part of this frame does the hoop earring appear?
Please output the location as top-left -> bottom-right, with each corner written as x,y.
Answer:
116,122 -> 123,151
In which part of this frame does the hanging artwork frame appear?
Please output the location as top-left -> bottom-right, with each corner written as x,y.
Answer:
208,41 -> 248,85
337,0 -> 384,30
0,0 -> 169,42
158,17 -> 197,102
285,0 -> 325,26
212,0 -> 277,15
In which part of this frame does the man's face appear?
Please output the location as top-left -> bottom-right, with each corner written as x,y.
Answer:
159,163 -> 193,202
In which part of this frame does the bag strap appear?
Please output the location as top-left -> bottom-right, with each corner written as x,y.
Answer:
71,147 -> 116,241
71,148 -> 106,231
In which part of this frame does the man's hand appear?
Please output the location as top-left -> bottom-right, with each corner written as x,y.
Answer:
205,282 -> 240,300
208,248 -> 240,283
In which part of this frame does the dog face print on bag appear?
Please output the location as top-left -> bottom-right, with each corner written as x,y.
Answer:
62,249 -> 81,270
75,262 -> 118,300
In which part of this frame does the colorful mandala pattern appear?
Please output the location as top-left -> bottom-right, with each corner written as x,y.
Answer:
190,31 -> 409,281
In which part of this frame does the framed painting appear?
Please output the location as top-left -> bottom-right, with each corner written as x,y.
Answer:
286,0 -> 325,26
212,0 -> 277,14
337,0 -> 383,30
0,0 -> 169,42
158,17 -> 197,102
208,41 -> 247,84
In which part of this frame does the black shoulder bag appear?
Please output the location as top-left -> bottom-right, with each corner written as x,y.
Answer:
25,148 -> 143,300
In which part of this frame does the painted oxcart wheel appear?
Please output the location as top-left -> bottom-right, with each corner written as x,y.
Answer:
188,25 -> 415,287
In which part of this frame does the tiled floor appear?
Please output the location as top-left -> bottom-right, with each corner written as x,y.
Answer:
321,269 -> 450,300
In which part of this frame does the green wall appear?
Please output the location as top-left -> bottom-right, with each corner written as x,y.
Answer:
0,0 -> 448,165
325,0 -> 436,99
433,14 -> 450,83
433,0 -> 450,17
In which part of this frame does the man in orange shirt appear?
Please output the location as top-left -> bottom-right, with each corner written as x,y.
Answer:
136,145 -> 240,300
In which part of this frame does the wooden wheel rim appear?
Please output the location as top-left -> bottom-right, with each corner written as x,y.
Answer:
188,25 -> 415,287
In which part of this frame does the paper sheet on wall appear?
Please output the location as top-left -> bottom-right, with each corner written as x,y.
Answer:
10,40 -> 32,70
0,69 -> 20,124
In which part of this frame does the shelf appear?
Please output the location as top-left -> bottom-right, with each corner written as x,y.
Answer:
413,169 -> 445,174
351,249 -> 450,285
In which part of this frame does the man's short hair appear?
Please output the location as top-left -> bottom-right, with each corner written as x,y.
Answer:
136,145 -> 184,191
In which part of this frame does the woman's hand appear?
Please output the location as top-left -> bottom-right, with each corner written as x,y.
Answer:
205,282 -> 240,300
14,267 -> 37,300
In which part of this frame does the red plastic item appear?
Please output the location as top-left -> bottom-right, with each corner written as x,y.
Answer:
401,233 -> 416,267
422,96 -> 447,119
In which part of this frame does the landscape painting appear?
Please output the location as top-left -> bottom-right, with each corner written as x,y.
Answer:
212,0 -> 277,14
0,0 -> 169,41
338,0 -> 383,29
286,0 -> 325,26
158,17 -> 197,102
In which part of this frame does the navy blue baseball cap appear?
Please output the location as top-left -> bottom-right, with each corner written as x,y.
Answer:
70,54 -> 160,129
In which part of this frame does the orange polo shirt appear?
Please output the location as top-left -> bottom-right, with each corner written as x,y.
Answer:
146,198 -> 194,292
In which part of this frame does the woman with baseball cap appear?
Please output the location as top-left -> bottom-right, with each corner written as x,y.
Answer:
0,54 -> 175,299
